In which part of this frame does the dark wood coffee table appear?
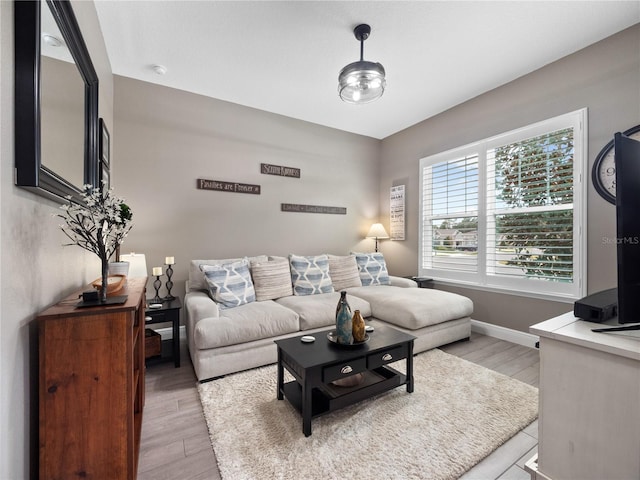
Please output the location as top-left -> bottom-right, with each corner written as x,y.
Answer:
275,324 -> 415,436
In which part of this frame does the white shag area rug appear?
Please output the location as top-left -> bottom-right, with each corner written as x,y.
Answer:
197,348 -> 538,480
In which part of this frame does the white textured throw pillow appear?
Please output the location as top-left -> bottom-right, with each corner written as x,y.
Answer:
250,258 -> 293,301
200,259 -> 256,309
327,255 -> 362,291
289,254 -> 334,296
352,252 -> 390,286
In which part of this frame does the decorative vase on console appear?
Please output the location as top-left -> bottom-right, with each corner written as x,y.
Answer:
335,291 -> 353,345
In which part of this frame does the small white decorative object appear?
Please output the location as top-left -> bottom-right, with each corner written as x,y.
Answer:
108,261 -> 130,277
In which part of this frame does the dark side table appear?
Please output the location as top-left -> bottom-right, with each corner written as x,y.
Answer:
406,276 -> 434,288
145,298 -> 181,368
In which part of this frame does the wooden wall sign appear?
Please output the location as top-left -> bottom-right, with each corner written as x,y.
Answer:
261,163 -> 301,178
197,179 -> 261,194
281,203 -> 346,215
390,185 -> 405,240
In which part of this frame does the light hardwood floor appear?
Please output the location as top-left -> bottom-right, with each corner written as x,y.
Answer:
137,332 -> 539,480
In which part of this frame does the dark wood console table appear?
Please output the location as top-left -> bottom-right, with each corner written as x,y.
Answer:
38,278 -> 146,479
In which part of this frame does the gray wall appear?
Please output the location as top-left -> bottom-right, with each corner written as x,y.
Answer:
378,24 -> 640,332
1,3 -> 638,475
0,1 -> 113,478
113,76 -> 382,299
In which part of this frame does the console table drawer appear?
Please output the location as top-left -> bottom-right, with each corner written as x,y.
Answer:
368,345 -> 407,369
323,357 -> 366,383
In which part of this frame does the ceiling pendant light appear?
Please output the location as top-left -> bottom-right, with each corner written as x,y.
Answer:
338,24 -> 386,104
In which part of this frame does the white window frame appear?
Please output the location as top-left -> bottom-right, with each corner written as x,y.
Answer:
419,109 -> 587,302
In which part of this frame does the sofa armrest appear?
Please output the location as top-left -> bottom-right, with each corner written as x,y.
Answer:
389,276 -> 418,288
185,290 -> 220,323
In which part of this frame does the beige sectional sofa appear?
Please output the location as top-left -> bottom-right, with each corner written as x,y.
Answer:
184,253 -> 473,381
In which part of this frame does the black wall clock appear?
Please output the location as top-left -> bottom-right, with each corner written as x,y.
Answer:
592,124 -> 640,204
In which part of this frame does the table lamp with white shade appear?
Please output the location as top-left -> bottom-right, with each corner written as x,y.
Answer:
119,253 -> 148,278
366,223 -> 389,252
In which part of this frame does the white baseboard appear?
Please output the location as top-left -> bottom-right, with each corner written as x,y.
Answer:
471,319 -> 539,348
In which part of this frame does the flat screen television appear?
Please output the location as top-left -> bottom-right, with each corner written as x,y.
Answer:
595,132 -> 640,332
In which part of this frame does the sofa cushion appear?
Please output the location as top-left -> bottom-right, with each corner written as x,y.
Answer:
345,285 -> 473,330
250,257 -> 293,301
193,301 -> 300,349
276,292 -> 372,330
353,252 -> 390,286
328,255 -> 362,291
189,255 -> 268,291
289,254 -> 334,296
200,260 -> 256,309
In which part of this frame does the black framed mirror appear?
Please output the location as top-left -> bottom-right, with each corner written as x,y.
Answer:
15,0 -> 99,203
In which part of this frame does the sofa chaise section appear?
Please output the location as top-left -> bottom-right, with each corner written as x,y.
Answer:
185,253 -> 473,381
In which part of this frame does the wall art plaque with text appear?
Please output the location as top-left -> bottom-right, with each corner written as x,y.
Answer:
281,203 -> 347,215
390,185 -> 405,240
197,179 -> 261,195
261,163 -> 301,178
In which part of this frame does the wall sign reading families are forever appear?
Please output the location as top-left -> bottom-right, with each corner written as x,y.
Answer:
197,179 -> 261,194
261,163 -> 301,178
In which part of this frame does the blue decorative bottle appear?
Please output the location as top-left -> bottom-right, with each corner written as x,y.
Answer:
335,291 -> 353,344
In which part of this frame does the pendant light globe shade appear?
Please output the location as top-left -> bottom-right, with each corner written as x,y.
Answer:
338,24 -> 386,104
338,61 -> 386,104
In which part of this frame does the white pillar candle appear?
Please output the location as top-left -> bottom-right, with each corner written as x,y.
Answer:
165,256 -> 175,265
152,267 -> 163,276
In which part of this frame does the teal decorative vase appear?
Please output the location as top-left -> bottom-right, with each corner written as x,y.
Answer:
335,291 -> 353,345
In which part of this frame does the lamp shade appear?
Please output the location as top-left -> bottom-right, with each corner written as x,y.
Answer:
366,223 -> 389,239
119,253 -> 148,278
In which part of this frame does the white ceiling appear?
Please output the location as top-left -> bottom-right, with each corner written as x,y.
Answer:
94,1 -> 640,139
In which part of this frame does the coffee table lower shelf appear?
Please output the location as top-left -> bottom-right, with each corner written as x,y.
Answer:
282,366 -> 405,418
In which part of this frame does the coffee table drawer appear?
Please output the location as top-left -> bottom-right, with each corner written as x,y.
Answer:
323,357 -> 367,383
367,344 -> 407,369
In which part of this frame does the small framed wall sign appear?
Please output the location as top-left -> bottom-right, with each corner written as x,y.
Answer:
390,185 -> 405,240
100,161 -> 110,190
281,203 -> 346,214
99,118 -> 110,167
98,118 -> 110,190
261,163 -> 300,178
197,179 -> 261,194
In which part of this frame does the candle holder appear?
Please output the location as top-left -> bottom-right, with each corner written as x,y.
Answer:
164,263 -> 175,300
152,275 -> 163,303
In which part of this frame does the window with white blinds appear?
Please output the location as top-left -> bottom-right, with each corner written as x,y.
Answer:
419,109 -> 586,300
421,154 -> 479,275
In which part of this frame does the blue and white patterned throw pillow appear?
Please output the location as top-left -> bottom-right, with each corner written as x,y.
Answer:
353,252 -> 390,286
200,259 -> 256,309
289,254 -> 334,296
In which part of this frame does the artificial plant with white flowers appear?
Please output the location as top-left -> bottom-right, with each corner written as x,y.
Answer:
57,184 -> 133,302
